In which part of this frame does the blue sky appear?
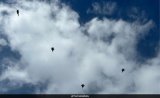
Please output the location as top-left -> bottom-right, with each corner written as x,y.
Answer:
0,0 -> 159,94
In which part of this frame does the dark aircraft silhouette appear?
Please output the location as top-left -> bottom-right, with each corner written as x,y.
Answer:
51,47 -> 54,52
17,10 -> 19,16
81,84 -> 85,88
122,68 -> 125,72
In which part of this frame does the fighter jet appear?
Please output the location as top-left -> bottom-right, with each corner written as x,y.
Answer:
81,84 -> 85,89
17,10 -> 19,16
122,68 -> 125,72
51,47 -> 54,52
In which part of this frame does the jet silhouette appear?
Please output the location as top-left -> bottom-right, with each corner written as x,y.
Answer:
17,10 -> 19,16
122,68 -> 125,72
51,47 -> 54,52
81,84 -> 85,88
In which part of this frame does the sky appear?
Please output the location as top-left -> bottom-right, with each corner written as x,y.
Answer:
0,0 -> 159,94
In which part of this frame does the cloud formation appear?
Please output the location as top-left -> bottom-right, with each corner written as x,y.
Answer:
0,38 -> 7,47
87,1 -> 117,15
0,0 -> 159,94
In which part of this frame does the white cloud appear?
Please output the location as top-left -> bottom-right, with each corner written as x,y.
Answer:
0,38 -> 8,51
0,0 -> 159,94
134,65 -> 160,93
127,7 -> 149,23
0,38 -> 7,46
87,1 -> 117,15
0,66 -> 31,84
